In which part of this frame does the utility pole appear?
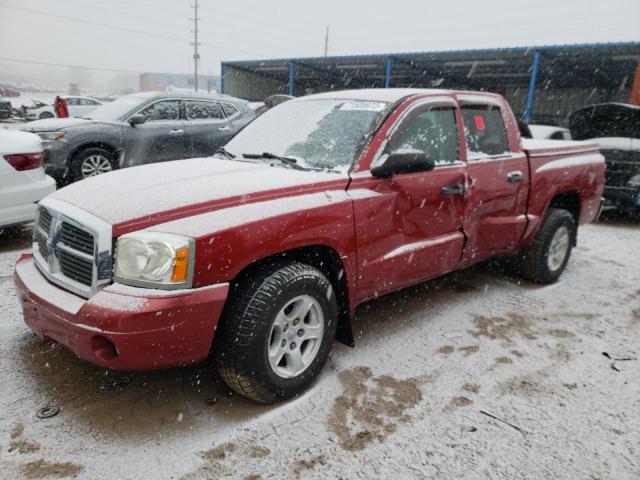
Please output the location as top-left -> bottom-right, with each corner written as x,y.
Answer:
190,0 -> 201,92
324,26 -> 329,57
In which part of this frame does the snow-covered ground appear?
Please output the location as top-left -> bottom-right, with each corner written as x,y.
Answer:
0,221 -> 638,479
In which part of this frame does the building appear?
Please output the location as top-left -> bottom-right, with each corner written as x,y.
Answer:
220,42 -> 640,126
140,73 -> 220,93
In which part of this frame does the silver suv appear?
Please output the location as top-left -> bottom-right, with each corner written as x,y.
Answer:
21,91 -> 255,184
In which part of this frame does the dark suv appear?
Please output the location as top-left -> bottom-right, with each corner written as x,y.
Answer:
570,103 -> 640,213
20,91 -> 255,183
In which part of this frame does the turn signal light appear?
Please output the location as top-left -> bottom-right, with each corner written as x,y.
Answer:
171,247 -> 189,282
5,152 -> 43,171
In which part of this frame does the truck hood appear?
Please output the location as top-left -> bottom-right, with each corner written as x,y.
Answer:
48,157 -> 348,230
21,117 -> 96,131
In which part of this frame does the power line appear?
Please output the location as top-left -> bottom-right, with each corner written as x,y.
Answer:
0,56 -> 144,74
1,4 -> 259,55
3,5 -> 191,44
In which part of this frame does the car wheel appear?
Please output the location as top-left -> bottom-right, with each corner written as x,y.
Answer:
214,261 -> 338,403
517,208 -> 576,284
39,111 -> 54,119
70,147 -> 116,181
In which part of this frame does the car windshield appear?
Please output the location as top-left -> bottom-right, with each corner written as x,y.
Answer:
83,94 -> 149,121
224,98 -> 389,172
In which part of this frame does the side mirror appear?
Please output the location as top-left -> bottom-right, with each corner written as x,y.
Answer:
371,151 -> 435,178
128,114 -> 146,126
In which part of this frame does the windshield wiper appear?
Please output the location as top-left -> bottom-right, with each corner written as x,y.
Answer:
215,147 -> 236,159
242,152 -> 305,170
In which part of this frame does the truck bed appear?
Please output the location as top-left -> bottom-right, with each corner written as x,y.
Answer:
522,138 -> 605,235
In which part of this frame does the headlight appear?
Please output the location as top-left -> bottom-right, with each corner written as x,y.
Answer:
37,131 -> 65,141
628,173 -> 640,187
114,232 -> 194,288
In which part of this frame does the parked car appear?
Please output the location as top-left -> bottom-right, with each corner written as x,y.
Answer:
0,130 -> 56,230
570,102 -> 640,213
22,96 -> 103,121
14,89 -> 604,403
20,91 -> 255,184
529,124 -> 572,140
0,99 -> 13,119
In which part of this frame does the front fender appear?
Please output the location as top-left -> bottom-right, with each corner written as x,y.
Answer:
147,189 -> 358,290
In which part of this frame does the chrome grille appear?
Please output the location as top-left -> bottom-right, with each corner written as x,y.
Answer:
36,231 -> 49,258
38,208 -> 52,234
60,222 -> 94,255
58,250 -> 93,286
33,201 -> 112,298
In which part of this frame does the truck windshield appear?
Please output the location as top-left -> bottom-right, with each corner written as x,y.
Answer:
224,99 -> 389,172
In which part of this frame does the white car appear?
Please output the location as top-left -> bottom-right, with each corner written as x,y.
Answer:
528,124 -> 572,140
0,129 -> 56,229
23,96 -> 103,120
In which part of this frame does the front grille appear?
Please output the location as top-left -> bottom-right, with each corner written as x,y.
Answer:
60,222 -> 94,255
58,250 -> 93,286
603,149 -> 640,188
36,231 -> 49,258
39,208 -> 52,234
33,205 -> 105,296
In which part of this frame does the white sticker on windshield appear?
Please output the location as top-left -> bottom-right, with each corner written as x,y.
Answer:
339,102 -> 387,112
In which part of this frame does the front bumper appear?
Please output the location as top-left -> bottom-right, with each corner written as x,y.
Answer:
14,254 -> 229,371
603,185 -> 640,209
40,140 -> 70,181
0,175 -> 56,228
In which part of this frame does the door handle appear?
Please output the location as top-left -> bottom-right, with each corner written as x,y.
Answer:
168,129 -> 184,135
506,171 -> 524,183
441,182 -> 466,196
218,126 -> 232,132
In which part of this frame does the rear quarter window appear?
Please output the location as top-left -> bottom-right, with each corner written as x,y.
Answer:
462,106 -> 509,159
221,103 -> 239,117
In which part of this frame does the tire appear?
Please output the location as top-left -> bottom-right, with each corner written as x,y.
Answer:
39,111 -> 54,119
70,147 -> 116,181
517,208 -> 576,284
214,261 -> 338,403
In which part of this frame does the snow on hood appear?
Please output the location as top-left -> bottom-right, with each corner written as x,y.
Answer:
49,157 -> 346,225
0,129 -> 42,155
20,117 -> 94,131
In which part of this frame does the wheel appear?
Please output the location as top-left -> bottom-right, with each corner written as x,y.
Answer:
70,147 -> 116,181
517,208 -> 576,284
39,111 -> 54,119
214,261 -> 338,403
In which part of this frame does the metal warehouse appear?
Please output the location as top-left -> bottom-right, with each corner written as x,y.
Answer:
220,42 -> 640,126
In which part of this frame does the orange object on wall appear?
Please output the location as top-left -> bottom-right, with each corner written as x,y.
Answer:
630,60 -> 640,106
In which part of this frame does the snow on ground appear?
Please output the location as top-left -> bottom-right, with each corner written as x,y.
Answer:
0,221 -> 639,479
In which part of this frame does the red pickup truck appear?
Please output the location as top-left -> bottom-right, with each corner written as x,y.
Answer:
14,89 -> 605,403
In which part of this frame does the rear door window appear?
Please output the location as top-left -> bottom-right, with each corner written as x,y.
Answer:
461,106 -> 509,159
185,101 -> 224,120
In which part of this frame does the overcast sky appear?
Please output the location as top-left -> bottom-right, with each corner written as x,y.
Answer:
0,0 -> 638,88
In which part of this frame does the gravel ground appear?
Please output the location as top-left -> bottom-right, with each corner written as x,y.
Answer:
0,220 -> 638,480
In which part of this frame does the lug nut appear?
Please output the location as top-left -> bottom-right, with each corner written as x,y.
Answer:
297,329 -> 304,337
283,323 -> 289,331
290,342 -> 296,350
293,319 -> 299,326
281,339 -> 286,347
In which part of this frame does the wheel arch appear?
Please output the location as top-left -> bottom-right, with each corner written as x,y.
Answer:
547,190 -> 580,245
229,244 -> 355,347
69,141 -> 121,166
